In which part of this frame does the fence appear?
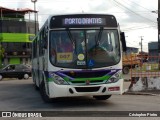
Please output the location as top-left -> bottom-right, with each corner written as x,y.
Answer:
129,55 -> 160,91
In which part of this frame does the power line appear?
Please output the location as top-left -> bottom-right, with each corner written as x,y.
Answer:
110,0 -> 157,23
120,0 -> 157,19
125,0 -> 155,12
123,25 -> 157,32
122,23 -> 157,29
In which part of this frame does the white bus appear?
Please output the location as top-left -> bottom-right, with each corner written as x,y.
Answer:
32,14 -> 126,102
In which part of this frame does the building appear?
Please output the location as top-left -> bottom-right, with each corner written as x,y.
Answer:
148,42 -> 158,56
0,6 -> 39,66
148,42 -> 158,62
126,47 -> 139,55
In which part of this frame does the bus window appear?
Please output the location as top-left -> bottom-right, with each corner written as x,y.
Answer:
71,31 -> 85,55
50,31 -> 74,64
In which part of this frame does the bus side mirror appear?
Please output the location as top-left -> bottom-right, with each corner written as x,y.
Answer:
120,32 -> 127,52
43,29 -> 48,49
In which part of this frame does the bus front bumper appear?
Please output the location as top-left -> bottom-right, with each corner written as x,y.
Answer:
48,79 -> 124,98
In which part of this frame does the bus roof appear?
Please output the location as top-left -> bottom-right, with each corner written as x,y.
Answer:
47,13 -> 118,29
48,13 -> 115,18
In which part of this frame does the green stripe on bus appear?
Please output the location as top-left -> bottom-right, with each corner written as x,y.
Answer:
47,75 -> 111,82
48,78 -> 54,82
0,33 -> 35,42
73,76 -> 110,81
64,75 -> 111,82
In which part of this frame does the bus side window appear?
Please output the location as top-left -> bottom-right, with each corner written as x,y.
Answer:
39,32 -> 43,56
42,26 -> 48,49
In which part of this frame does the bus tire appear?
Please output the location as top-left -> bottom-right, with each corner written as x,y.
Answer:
32,73 -> 39,90
40,81 -> 52,103
33,79 -> 39,90
33,83 -> 39,90
122,66 -> 130,74
93,95 -> 112,100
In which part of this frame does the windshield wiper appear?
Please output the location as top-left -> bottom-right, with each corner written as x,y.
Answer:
95,27 -> 103,47
66,29 -> 75,46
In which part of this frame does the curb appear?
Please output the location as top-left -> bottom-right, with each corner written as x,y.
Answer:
123,91 -> 159,96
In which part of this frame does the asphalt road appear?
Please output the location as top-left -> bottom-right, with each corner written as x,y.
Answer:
0,78 -> 159,110
0,78 -> 160,119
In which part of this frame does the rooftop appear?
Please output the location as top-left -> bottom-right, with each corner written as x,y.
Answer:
0,6 -> 37,15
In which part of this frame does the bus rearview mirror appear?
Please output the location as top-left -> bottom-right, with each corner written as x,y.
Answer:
120,32 -> 127,52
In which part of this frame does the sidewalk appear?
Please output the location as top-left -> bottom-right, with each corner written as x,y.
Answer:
123,78 -> 160,96
124,89 -> 160,96
123,82 -> 160,96
123,71 -> 160,96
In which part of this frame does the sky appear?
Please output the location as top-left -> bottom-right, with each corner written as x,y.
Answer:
0,0 -> 158,52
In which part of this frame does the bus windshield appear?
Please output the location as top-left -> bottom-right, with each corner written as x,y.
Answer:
49,29 -> 120,69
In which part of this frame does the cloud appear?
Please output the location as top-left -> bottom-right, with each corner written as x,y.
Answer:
0,0 -> 158,51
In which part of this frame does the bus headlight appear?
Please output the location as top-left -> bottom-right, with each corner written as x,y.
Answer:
49,73 -> 68,85
54,74 -> 68,85
106,71 -> 122,84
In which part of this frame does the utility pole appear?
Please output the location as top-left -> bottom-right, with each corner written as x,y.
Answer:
140,36 -> 143,54
158,0 -> 160,52
139,36 -> 144,65
158,0 -> 160,69
31,0 -> 37,35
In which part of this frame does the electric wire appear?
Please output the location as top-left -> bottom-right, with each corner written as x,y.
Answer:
127,0 -> 157,12
110,0 -> 156,24
120,0 -> 157,19
123,25 -> 157,32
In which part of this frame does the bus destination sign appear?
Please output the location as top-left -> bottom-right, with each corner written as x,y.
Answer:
63,18 -> 106,26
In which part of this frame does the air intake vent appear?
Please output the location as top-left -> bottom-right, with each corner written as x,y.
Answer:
75,86 -> 100,92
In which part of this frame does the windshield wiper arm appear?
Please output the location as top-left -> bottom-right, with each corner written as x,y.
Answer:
66,28 -> 75,45
96,27 -> 103,46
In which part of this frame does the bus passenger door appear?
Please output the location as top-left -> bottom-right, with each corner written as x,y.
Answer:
36,36 -> 40,87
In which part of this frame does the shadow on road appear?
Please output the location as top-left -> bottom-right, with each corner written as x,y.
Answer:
0,79 -> 117,111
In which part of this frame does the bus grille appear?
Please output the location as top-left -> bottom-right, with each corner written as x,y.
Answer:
71,80 -> 104,84
74,86 -> 100,92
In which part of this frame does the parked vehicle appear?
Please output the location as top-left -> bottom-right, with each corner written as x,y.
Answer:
123,53 -> 141,74
0,64 -> 31,81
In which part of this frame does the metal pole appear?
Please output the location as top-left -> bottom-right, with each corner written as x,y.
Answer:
158,0 -> 160,69
140,36 -> 143,66
34,1 -> 37,35
140,36 -> 143,54
29,12 -> 30,21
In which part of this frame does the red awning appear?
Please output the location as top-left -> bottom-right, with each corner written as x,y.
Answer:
0,6 -> 37,14
17,8 -> 38,13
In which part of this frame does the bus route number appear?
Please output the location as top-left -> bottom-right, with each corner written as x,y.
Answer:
57,52 -> 73,61
60,54 -> 70,59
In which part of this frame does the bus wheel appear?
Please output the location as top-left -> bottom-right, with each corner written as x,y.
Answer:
0,75 -> 3,81
40,81 -> 53,103
93,95 -> 112,100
